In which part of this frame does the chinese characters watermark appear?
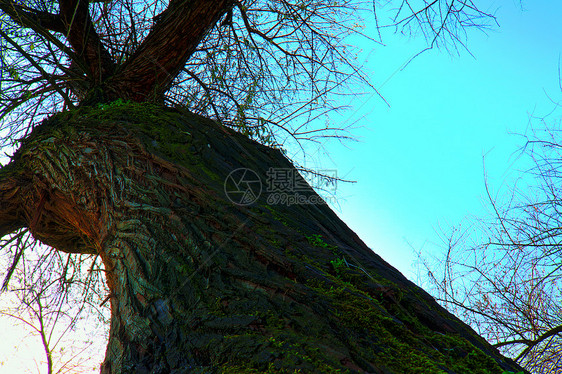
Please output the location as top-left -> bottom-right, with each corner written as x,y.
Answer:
224,167 -> 337,206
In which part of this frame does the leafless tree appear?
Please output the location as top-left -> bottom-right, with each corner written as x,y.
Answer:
0,229 -> 109,373
421,111 -> 562,373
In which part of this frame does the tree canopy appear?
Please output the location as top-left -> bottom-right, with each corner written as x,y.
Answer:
0,0 -> 496,150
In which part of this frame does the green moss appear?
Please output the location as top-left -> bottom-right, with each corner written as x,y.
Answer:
217,333 -> 350,374
25,101 -> 226,188
301,266 -> 504,374
234,203 -> 507,373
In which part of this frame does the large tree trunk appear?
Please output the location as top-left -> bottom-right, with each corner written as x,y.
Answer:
0,103 -> 526,373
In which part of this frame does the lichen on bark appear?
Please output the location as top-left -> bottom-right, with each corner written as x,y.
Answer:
0,102 -> 527,373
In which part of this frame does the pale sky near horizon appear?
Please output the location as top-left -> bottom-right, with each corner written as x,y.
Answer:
2,1 -> 562,372
322,0 -> 562,281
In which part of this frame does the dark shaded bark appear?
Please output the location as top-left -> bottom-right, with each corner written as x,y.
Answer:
0,103 -> 527,373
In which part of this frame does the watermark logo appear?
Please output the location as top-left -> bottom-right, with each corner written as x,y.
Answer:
266,191 -> 328,206
265,167 -> 336,206
224,168 -> 262,205
224,167 -> 338,206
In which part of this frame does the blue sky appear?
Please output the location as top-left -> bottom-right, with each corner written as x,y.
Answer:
323,0 -> 562,279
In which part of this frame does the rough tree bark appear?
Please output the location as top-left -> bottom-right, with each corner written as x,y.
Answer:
0,102 -> 527,373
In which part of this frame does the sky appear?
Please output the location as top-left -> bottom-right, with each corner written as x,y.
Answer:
2,0 -> 562,372
322,0 -> 562,281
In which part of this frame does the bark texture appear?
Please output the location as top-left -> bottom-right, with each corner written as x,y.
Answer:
0,103 -> 527,373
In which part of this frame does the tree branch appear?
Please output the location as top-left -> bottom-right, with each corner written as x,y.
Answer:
0,1 -> 65,33
513,325 -> 562,362
0,27 -> 74,108
112,0 -> 234,102
59,0 -> 115,84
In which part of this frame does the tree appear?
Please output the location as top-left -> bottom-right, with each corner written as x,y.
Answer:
420,118 -> 562,373
0,0 -> 526,372
0,230 -> 108,373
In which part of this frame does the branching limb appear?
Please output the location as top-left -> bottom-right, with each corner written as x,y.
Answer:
59,0 -> 115,83
0,1 -> 65,33
114,0 -> 234,101
0,27 -> 74,108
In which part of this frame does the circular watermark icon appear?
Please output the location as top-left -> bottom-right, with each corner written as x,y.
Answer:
224,168 -> 262,205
